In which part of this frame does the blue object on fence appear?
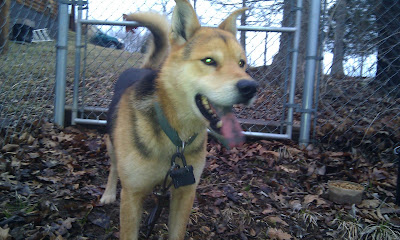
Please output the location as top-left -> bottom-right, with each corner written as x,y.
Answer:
395,146 -> 400,206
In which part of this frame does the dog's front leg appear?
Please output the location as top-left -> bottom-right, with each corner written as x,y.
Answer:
120,188 -> 146,240
168,185 -> 197,240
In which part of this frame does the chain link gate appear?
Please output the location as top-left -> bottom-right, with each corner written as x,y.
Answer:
63,0 -> 304,141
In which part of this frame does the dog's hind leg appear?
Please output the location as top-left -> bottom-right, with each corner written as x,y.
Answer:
100,134 -> 118,204
168,185 -> 197,240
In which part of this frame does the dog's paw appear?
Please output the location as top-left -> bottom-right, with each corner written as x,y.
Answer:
100,193 -> 116,204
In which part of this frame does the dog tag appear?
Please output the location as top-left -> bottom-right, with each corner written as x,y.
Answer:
170,165 -> 196,188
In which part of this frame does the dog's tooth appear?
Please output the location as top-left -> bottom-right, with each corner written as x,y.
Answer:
201,96 -> 209,107
216,121 -> 222,128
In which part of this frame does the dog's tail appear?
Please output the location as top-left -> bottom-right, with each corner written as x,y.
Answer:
123,12 -> 170,70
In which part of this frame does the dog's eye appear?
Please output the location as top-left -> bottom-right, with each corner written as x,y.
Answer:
201,57 -> 217,66
239,59 -> 246,68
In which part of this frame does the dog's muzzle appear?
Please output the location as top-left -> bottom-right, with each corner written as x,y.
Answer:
236,79 -> 258,104
195,79 -> 258,148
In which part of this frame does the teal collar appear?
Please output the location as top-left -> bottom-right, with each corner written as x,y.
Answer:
154,101 -> 198,149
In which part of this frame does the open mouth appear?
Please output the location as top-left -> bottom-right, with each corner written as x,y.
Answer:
195,94 -> 245,148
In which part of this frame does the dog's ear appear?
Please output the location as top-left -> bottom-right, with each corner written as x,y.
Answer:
171,0 -> 201,45
218,8 -> 248,36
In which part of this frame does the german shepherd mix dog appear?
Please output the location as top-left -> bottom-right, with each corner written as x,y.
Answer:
100,0 -> 258,239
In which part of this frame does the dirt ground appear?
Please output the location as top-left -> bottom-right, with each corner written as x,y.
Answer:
1,121 -> 400,240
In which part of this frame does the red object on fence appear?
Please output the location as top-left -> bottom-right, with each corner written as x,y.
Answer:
123,14 -> 138,33
126,26 -> 138,33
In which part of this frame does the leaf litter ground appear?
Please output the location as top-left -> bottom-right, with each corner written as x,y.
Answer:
1,121 -> 400,239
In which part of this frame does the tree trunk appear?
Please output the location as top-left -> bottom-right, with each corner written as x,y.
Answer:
240,0 -> 246,53
375,0 -> 400,95
69,5 -> 76,32
331,0 -> 346,78
271,0 -> 309,88
271,0 -> 291,68
264,32 -> 268,65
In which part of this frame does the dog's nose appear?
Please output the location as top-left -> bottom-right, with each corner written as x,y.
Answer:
236,80 -> 258,101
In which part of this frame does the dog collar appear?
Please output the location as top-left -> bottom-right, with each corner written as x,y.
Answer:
154,101 -> 197,149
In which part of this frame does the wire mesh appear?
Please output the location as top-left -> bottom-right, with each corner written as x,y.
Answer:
315,0 -> 400,158
0,0 -> 58,146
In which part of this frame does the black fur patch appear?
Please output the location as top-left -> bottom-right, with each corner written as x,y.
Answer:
131,113 -> 152,157
107,68 -> 158,134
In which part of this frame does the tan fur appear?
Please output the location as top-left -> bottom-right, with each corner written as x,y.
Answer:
123,12 -> 170,70
100,0 -> 255,239
0,0 -> 10,55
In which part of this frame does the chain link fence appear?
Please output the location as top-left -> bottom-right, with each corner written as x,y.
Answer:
0,0 -> 58,145
1,0 -> 398,159
1,0 -> 303,146
315,0 -> 400,160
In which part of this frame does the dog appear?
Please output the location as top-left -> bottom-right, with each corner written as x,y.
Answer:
100,0 -> 258,239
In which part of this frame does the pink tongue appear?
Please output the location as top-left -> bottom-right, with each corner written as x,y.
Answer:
221,113 -> 245,148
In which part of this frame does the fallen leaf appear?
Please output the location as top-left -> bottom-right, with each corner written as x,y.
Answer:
201,189 -> 225,198
303,194 -> 329,207
372,168 -> 388,180
262,208 -> 276,215
56,217 -> 76,236
358,199 -> 380,208
287,147 -> 302,156
267,228 -> 292,240
270,193 -> 288,207
267,216 -> 289,226
2,144 -> 19,152
260,148 -> 280,159
249,228 -> 257,237
0,226 -> 10,240
88,212 -> 110,229
278,165 -> 299,174
200,226 -> 211,234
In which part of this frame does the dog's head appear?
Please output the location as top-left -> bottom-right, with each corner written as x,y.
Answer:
166,0 -> 258,147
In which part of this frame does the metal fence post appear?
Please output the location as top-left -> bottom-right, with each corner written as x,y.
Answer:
286,0 -> 303,139
54,0 -> 70,127
72,1 -> 85,125
299,0 -> 321,146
